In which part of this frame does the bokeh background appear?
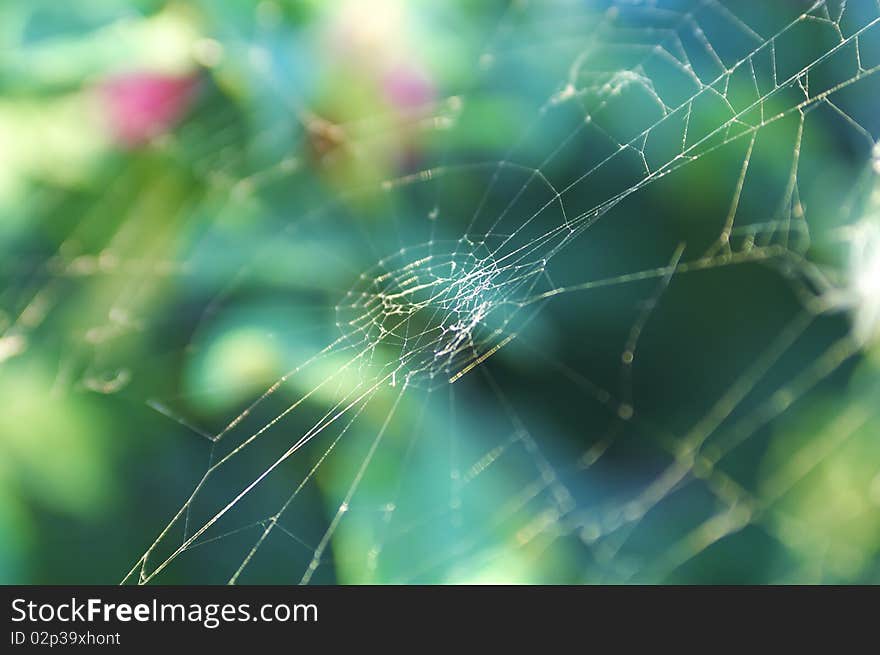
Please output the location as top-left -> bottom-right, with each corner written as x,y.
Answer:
2,0 -> 880,584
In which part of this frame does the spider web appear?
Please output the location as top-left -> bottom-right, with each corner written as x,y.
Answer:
5,0 -> 880,584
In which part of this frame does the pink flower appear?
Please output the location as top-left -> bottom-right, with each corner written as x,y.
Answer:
100,72 -> 197,147
382,64 -> 434,110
